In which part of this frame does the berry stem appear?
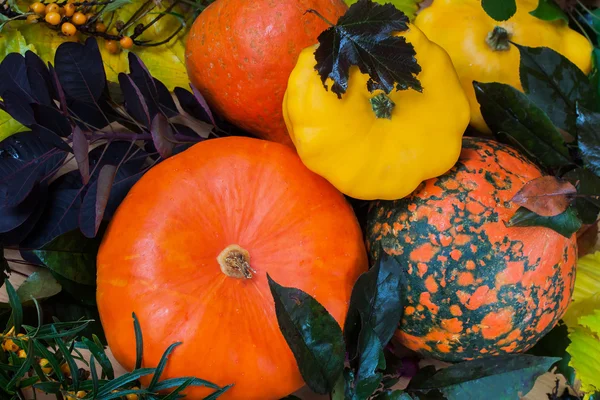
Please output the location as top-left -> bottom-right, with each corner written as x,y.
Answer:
130,0 -> 181,40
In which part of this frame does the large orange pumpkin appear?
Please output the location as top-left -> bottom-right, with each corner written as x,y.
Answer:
97,137 -> 368,399
185,0 -> 348,146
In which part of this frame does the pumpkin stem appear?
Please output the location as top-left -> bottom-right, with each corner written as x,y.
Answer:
217,244 -> 256,279
370,93 -> 395,119
486,26 -> 511,51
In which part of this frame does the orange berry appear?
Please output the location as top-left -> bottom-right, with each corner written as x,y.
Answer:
94,22 -> 106,32
61,22 -> 77,36
39,359 -> 52,375
45,11 -> 61,25
60,362 -> 70,376
63,3 -> 76,17
76,391 -> 87,398
85,12 -> 94,19
26,14 -> 40,23
29,2 -> 45,14
119,36 -> 133,50
45,3 -> 59,13
17,350 -> 26,359
105,40 -> 120,54
71,11 -> 86,25
3,339 -> 19,352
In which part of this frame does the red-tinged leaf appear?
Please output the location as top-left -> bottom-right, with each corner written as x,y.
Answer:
119,73 -> 151,127
511,176 -> 576,217
577,222 -> 599,257
190,83 -> 217,127
151,114 -> 175,159
72,127 -> 90,184
80,165 -> 116,238
49,64 -> 68,116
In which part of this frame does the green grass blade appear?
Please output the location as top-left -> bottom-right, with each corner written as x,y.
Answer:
203,384 -> 234,400
148,342 -> 181,390
82,337 -> 114,379
132,312 -> 143,369
152,377 -> 220,391
51,327 -> 79,390
5,280 -> 22,334
161,378 -> 194,400
97,368 -> 155,397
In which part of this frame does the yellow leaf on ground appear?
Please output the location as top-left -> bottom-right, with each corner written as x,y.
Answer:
567,326 -> 600,393
563,251 -> 600,327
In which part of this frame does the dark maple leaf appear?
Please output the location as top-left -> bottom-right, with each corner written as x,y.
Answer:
511,176 -> 577,217
312,0 -> 422,98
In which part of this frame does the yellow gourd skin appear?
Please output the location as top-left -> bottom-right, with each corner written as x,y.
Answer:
415,0 -> 593,134
282,25 -> 470,201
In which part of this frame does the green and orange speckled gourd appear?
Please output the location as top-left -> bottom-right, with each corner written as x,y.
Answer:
366,138 -> 577,361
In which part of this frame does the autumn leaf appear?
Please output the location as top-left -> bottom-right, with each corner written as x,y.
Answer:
313,0 -> 422,98
511,176 -> 577,217
344,0 -> 422,20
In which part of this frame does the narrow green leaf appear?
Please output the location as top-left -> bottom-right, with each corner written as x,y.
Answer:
408,355 -> 559,399
18,375 -> 41,389
149,342 -> 182,389
16,270 -> 62,304
203,384 -> 234,400
97,368 -> 155,396
98,388 -> 150,400
5,280 -> 22,334
32,320 -> 92,340
31,356 -> 48,383
33,381 -> 62,394
517,45 -> 596,133
30,297 -> 43,338
267,274 -> 345,394
133,312 -> 143,369
508,206 -> 582,237
481,0 -> 516,21
152,377 -> 220,391
474,81 -> 572,169
576,104 -> 600,176
344,254 -> 404,362
0,370 -> 14,394
52,327 -> 79,391
82,337 -> 115,379
529,0 -> 568,21
161,377 -> 195,400
90,353 -> 99,399
352,325 -> 384,400
100,0 -> 132,15
6,340 -> 34,390
33,341 -> 64,381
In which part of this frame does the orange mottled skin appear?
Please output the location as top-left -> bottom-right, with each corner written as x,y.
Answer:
97,137 -> 368,399
367,138 -> 577,362
185,0 -> 348,146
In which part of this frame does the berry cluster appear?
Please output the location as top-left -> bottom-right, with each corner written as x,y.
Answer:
27,1 -> 134,53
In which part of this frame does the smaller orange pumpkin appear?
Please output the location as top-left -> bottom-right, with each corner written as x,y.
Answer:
97,137 -> 368,399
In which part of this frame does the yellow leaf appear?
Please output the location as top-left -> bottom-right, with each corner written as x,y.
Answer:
0,109 -> 27,141
344,0 -> 422,20
579,309 -> 600,336
563,251 -> 600,327
567,326 -> 600,393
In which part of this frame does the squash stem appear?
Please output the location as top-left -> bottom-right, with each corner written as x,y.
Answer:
486,26 -> 511,51
217,244 -> 256,279
370,93 -> 395,120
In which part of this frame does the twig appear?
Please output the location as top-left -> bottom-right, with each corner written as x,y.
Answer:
130,0 -> 181,40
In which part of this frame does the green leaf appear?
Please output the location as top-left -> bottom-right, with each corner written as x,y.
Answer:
508,206 -> 582,237
96,368 -> 155,396
82,337 -> 115,380
567,325 -> 600,393
5,279 -> 22,334
0,109 -> 27,142
527,321 -> 575,385
33,381 -> 62,394
576,104 -> 600,177
344,254 -> 405,361
344,0 -> 421,20
313,0 -> 421,98
473,81 -> 572,169
89,354 -> 99,399
375,391 -> 416,400
352,325 -> 385,400
517,45 -> 596,133
97,388 -> 150,400
149,342 -> 181,389
100,0 -> 133,15
563,167 -> 600,224
203,384 -> 234,400
18,375 -> 41,388
152,377 -> 220,391
408,354 -> 559,399
267,274 -> 345,394
133,312 -> 143,370
33,341 -> 65,381
32,230 -> 101,286
161,377 -> 195,400
481,0 -> 516,21
52,327 -> 80,391
529,0 -> 568,21
6,340 -> 34,390
16,270 -> 62,304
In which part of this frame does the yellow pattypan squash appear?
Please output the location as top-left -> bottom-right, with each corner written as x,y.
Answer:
414,0 -> 593,134
282,25 -> 470,201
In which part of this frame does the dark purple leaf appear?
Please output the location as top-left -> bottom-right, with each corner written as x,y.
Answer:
48,64 -> 68,115
4,90 -> 35,126
103,171 -> 144,221
119,73 -> 151,127
88,141 -> 147,181
0,184 -> 48,246
21,171 -> 83,250
72,127 -> 90,184
54,37 -> 106,103
150,114 -> 175,158
25,51 -> 53,106
190,84 -> 217,127
174,87 -> 216,126
31,125 -> 72,153
155,79 -> 178,117
0,131 -> 68,208
0,53 -> 35,102
0,183 -> 42,233
79,165 -> 116,238
31,104 -> 72,137
68,98 -> 114,131
172,143 -> 195,156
